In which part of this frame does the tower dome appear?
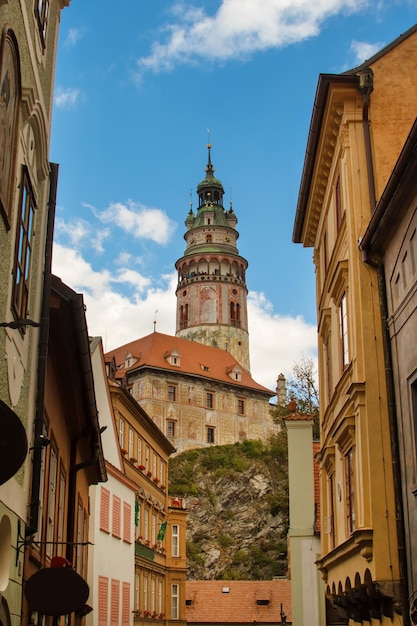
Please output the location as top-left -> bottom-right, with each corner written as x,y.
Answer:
175,145 -> 250,373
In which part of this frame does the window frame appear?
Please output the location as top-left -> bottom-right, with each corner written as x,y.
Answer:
172,524 -> 179,557
339,292 -> 349,371
207,426 -> 215,444
34,0 -> 50,47
237,399 -> 245,415
12,167 -> 36,324
168,385 -> 176,402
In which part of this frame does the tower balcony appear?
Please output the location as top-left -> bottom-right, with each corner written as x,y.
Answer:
177,272 -> 247,290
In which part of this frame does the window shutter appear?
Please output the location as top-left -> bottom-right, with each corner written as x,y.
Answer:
112,496 -> 121,538
98,576 -> 108,626
122,582 -> 130,625
100,487 -> 110,533
111,579 -> 120,626
123,502 -> 132,543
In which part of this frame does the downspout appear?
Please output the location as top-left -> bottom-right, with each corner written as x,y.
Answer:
357,72 -> 410,624
26,162 -> 59,537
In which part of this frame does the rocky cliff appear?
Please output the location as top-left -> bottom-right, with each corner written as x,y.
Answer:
168,436 -> 288,580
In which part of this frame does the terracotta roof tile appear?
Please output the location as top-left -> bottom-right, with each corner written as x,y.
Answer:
185,580 -> 292,623
106,332 -> 274,395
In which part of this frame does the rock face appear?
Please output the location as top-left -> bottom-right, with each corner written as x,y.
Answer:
168,438 -> 288,580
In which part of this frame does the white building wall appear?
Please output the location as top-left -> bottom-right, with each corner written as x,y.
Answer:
88,339 -> 135,626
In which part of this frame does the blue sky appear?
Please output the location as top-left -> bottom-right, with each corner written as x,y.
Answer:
50,1 -> 417,391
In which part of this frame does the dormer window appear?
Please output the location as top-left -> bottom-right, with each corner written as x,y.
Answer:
227,365 -> 242,382
201,364 -> 210,372
165,349 -> 181,367
125,352 -> 136,368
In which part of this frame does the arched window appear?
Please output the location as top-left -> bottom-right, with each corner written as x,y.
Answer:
0,28 -> 21,227
206,234 -> 212,243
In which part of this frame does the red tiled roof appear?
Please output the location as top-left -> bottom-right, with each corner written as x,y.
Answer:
186,580 -> 292,623
106,332 -> 273,395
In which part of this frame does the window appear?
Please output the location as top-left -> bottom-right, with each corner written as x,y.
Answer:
57,467 -> 66,556
111,579 -> 120,626
151,578 -> 156,613
98,576 -> 109,626
171,584 -> 179,619
237,399 -> 245,415
34,421 -> 47,545
143,576 -> 148,611
46,444 -> 58,557
328,473 -> 335,550
138,437 -> 142,465
339,293 -> 349,370
144,508 -> 149,541
207,427 -> 215,444
100,487 -> 110,533
179,304 -> 189,329
153,453 -> 157,477
411,379 -> 417,467
230,301 -> 241,327
158,580 -> 163,615
0,29 -> 20,227
12,168 -> 36,322
123,502 -> 131,543
112,496 -> 121,538
172,524 -> 179,557
134,573 -> 140,611
151,513 -> 156,545
167,420 -> 175,437
335,175 -> 343,229
129,428 -> 134,459
325,333 -> 332,402
119,418 -> 125,449
345,448 -> 356,535
145,446 -> 150,471
35,0 -> 50,44
168,385 -> 176,401
122,582 -> 130,626
206,392 -> 214,409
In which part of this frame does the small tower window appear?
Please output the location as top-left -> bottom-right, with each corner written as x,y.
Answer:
206,234 -> 212,243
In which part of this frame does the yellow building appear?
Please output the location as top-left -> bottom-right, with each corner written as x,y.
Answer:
106,371 -> 187,626
293,24 -> 417,626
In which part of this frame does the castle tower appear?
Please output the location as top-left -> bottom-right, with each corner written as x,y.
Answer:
175,145 -> 250,372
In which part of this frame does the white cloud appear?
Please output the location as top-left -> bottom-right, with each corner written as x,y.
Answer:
54,87 -> 82,110
350,39 -> 384,64
136,0 -> 368,73
94,200 -> 176,245
65,27 -> 85,46
51,243 -> 316,391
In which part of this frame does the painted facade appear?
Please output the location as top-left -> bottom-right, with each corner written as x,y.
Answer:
293,24 -> 417,626
106,331 -> 274,455
0,1 -> 70,624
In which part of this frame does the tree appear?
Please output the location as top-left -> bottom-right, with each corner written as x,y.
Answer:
272,357 -> 320,439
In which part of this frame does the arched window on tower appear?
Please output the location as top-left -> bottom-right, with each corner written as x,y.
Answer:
206,234 -> 212,243
180,304 -> 189,329
230,301 -> 241,327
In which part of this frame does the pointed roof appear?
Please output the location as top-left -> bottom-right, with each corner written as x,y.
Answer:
197,143 -> 225,194
105,332 -> 273,396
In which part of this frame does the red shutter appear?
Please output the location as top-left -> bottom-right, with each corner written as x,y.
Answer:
111,579 -> 120,626
122,582 -> 130,625
100,487 -> 110,533
112,496 -> 121,538
98,576 -> 108,626
123,502 -> 131,543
